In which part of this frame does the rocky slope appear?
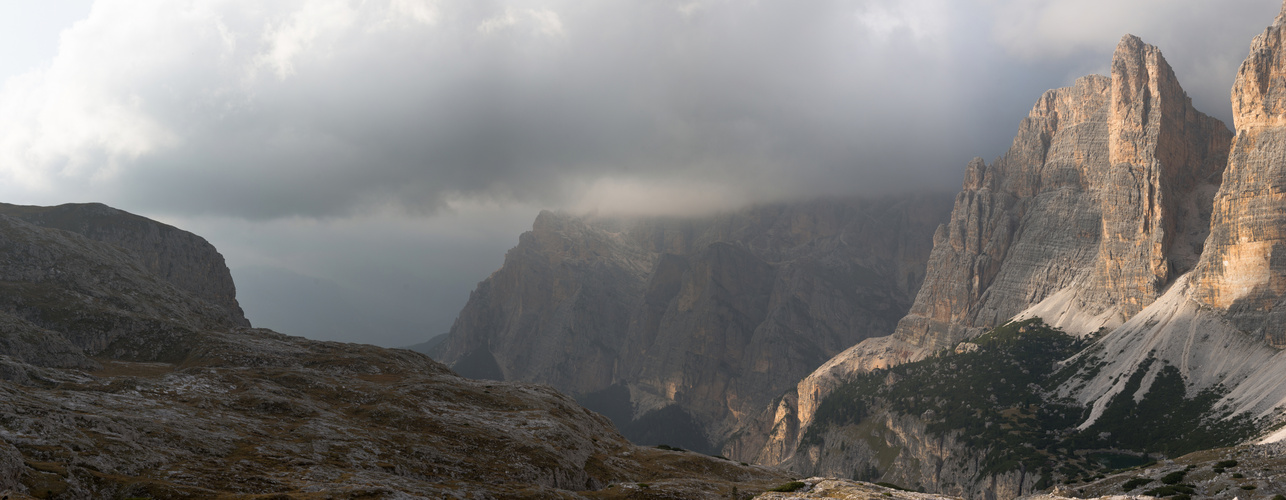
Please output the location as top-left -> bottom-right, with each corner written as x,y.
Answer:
1,329 -> 793,499
0,213 -> 246,373
1072,442 -> 1286,499
0,202 -> 796,499
752,4 -> 1286,498
431,195 -> 954,453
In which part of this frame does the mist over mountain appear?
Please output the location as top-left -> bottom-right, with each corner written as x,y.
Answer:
433,195 -> 954,453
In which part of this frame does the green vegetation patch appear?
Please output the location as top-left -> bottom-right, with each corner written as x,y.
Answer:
1074,360 -> 1258,456
1160,470 -> 1187,484
1122,477 -> 1153,492
801,319 -> 1088,475
799,317 -> 1262,484
1144,484 -> 1195,497
768,481 -> 806,492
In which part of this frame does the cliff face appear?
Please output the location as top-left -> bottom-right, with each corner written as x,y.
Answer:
433,195 -> 954,452
893,34 -> 1228,354
0,202 -> 248,327
1063,2 -> 1286,433
0,213 -> 248,371
1190,4 -> 1286,348
755,35 -> 1232,467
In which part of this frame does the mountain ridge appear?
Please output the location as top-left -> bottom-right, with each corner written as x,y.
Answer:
433,194 -> 955,453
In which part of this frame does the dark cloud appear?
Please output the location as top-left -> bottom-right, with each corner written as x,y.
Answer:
1,0 -> 1281,344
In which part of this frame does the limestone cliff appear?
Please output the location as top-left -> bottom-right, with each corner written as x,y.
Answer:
1189,2 -> 1286,348
754,35 -> 1232,467
1062,1 -> 1286,434
432,195 -> 954,452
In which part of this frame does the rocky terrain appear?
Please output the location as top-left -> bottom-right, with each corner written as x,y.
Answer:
0,204 -> 792,499
1072,442 -> 1286,499
432,196 -> 954,453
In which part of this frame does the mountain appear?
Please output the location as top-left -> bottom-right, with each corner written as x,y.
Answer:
431,195 -> 955,453
1059,0 -> 1286,437
0,203 -> 791,499
708,27 -> 1286,498
753,34 -> 1235,470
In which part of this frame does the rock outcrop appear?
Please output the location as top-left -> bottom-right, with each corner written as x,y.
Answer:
1072,442 -> 1286,499
432,195 -> 954,453
754,35 -> 1233,468
0,212 -> 249,372
0,202 -> 248,327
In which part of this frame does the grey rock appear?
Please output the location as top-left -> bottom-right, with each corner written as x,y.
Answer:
0,202 -> 248,327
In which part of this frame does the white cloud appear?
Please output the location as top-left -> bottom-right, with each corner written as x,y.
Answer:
477,7 -> 564,37
254,1 -> 358,80
856,0 -> 948,43
388,0 -> 440,27
985,0 -> 1277,59
477,8 -> 520,34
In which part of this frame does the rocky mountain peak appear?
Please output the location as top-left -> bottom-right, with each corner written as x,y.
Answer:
751,35 -> 1232,468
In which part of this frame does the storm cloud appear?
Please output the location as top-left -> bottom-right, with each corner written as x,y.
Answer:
0,0 -> 1280,345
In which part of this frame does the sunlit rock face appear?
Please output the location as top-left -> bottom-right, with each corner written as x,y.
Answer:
433,195 -> 954,453
892,34 -> 1229,356
755,34 -> 1232,467
1191,4 -> 1286,348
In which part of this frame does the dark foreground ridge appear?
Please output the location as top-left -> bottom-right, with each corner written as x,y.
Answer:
0,204 -> 789,499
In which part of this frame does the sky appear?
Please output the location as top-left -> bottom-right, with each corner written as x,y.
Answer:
0,0 -> 1280,347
